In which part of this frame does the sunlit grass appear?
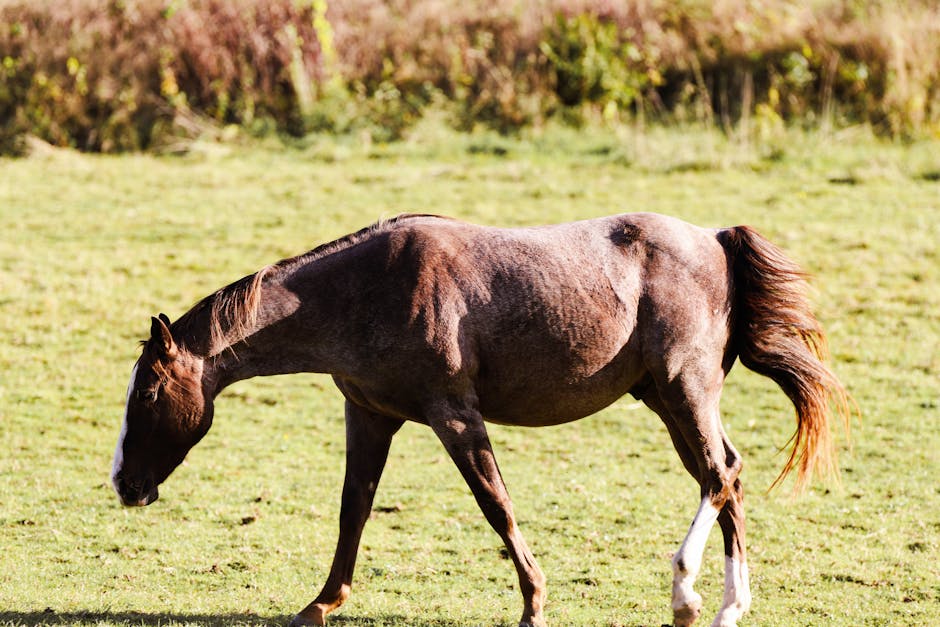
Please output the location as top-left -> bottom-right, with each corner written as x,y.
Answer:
0,124 -> 938,626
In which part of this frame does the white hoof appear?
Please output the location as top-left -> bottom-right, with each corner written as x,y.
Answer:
672,589 -> 703,626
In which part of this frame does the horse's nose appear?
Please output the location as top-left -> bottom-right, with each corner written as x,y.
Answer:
114,473 -> 159,507
136,485 -> 159,506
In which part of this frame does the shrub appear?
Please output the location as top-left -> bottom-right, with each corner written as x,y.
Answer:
0,0 -> 325,152
1,0 -> 938,154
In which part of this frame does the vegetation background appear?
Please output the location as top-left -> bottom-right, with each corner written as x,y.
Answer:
1,1 -> 939,626
1,0 -> 939,154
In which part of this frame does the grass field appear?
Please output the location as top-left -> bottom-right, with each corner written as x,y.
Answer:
1,124 -> 938,626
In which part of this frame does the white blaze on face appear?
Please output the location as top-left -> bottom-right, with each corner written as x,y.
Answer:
111,363 -> 139,496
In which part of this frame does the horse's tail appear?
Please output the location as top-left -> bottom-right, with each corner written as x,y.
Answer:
720,226 -> 853,491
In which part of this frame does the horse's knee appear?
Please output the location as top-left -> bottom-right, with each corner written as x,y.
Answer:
473,503 -> 509,541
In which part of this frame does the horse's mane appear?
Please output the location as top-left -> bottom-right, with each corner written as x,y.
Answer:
171,214 -> 444,356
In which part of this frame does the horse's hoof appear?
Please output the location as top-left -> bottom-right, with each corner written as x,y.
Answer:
673,600 -> 703,627
672,587 -> 703,627
709,607 -> 745,627
290,611 -> 325,627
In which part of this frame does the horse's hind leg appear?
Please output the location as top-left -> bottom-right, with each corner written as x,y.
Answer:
714,446 -> 751,626
426,398 -> 547,627
641,379 -> 746,627
291,401 -> 403,627
641,393 -> 710,625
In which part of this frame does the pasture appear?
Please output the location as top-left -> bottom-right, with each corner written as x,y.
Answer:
1,125 -> 938,626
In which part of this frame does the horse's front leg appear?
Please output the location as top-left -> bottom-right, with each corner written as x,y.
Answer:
290,401 -> 403,627
427,400 -> 547,627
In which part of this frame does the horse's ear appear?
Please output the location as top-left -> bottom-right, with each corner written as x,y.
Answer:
150,315 -> 178,360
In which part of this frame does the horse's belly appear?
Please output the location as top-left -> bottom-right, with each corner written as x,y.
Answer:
476,351 -> 646,427
479,384 -> 638,426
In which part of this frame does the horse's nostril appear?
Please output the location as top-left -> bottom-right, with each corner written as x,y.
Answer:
116,474 -> 145,499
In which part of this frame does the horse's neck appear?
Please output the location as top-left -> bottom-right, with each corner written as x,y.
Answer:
191,230 -> 392,397
198,276 -> 336,396
207,342 -> 311,393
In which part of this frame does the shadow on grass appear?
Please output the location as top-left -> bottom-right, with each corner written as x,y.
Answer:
0,610 -> 481,627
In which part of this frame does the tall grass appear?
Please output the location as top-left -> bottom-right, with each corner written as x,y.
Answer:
0,0 -> 324,152
1,0 -> 939,153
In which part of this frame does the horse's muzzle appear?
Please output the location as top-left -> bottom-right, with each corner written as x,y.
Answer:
114,474 -> 159,507
119,486 -> 159,507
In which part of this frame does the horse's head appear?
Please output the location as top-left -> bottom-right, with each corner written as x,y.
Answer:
111,315 -> 213,506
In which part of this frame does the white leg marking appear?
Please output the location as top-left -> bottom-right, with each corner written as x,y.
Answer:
111,364 -> 138,495
672,497 -> 720,613
710,557 -> 751,627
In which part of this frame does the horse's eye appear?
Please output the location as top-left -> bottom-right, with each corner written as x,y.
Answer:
136,387 -> 159,404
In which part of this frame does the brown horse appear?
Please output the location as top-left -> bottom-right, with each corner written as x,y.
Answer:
111,213 -> 850,627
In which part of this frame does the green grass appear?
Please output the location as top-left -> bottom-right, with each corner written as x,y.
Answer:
1,124 -> 938,626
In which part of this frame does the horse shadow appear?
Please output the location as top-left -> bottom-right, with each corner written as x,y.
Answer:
0,609 -> 500,626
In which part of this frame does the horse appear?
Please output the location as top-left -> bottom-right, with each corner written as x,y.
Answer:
111,212 -> 851,627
